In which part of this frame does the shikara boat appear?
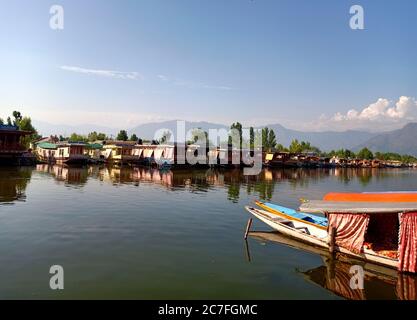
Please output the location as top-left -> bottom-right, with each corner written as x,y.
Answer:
246,193 -> 417,273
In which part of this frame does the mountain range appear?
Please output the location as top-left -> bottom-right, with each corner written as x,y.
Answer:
355,123 -> 417,156
33,119 -> 417,156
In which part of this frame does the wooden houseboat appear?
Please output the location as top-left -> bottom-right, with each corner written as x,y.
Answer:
36,141 -> 88,165
101,141 -> 137,165
264,152 -> 291,167
0,125 -> 34,165
134,144 -> 176,168
384,160 -> 403,168
85,143 -> 104,163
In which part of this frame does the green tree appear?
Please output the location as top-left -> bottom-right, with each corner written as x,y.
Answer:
268,130 -> 276,148
69,133 -> 88,142
327,148 -> 354,159
357,147 -> 374,160
229,122 -> 243,148
117,130 -> 129,141
88,131 -> 98,141
11,112 -> 40,147
0,118 -> 3,125
130,133 -> 138,142
289,139 -> 302,153
249,127 -> 255,148
159,130 -> 172,144
12,111 -> 22,126
266,129 -> 277,152
261,127 -> 269,150
276,143 -> 288,152
87,131 -> 107,141
7,117 -> 12,125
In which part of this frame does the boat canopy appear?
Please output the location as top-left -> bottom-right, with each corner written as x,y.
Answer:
300,201 -> 417,214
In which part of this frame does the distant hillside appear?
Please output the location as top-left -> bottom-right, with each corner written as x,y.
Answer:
130,120 -> 376,151
264,123 -> 377,151
354,123 -> 417,156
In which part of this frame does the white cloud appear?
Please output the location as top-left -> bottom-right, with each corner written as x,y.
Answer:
60,65 -> 142,80
332,98 -> 391,121
386,96 -> 417,119
157,74 -> 169,81
308,96 -> 417,132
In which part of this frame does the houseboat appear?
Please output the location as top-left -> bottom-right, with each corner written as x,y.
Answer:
85,143 -> 104,163
134,144 -> 176,168
36,141 -> 89,165
101,141 -> 137,165
384,160 -> 403,168
207,146 -> 256,168
264,152 -> 291,167
0,124 -> 35,165
245,192 -> 417,273
329,156 -> 347,167
134,144 -> 157,166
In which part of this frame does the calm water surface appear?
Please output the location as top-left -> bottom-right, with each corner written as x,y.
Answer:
1,165 -> 417,299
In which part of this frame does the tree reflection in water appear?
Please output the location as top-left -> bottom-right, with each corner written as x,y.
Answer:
0,165 -> 414,206
0,167 -> 32,204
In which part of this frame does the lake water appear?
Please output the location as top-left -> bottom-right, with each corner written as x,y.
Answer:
1,165 -> 417,300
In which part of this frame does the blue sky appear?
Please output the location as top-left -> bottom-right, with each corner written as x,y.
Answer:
0,0 -> 416,131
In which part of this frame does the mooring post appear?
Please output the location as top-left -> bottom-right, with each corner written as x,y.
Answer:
244,218 -> 253,240
329,226 -> 336,254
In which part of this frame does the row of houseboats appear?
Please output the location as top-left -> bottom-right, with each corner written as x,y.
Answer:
264,152 -> 415,168
33,139 -> 254,168
32,138 -> 417,169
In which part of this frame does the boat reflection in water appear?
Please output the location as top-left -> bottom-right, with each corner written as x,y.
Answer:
248,231 -> 417,300
36,164 -> 88,186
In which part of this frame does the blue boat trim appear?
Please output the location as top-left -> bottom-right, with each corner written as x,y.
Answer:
261,202 -> 328,227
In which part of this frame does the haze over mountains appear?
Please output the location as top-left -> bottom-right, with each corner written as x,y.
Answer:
33,120 -> 417,156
